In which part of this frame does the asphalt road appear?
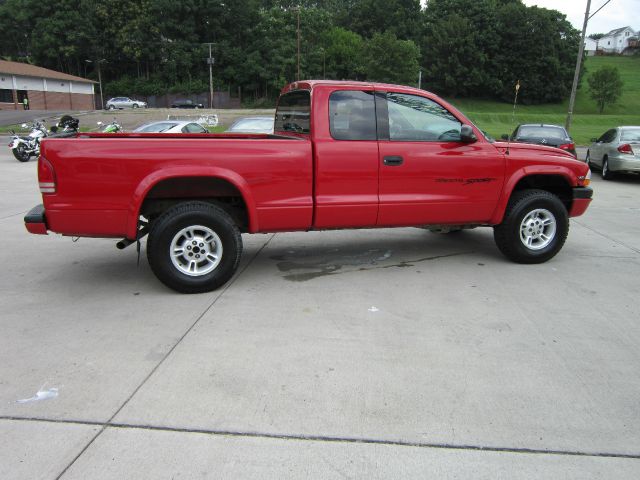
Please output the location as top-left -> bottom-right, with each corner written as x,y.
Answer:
1,149 -> 639,478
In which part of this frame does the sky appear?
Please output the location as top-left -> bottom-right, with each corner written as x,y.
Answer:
522,0 -> 640,35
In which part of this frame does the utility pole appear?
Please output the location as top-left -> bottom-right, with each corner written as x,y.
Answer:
418,69 -> 422,90
297,8 -> 301,81
565,0 -> 614,132
204,43 -> 215,108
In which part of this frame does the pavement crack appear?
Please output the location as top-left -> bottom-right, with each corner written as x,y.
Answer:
2,416 -> 639,461
0,210 -> 28,221
573,219 -> 640,254
51,233 -> 277,479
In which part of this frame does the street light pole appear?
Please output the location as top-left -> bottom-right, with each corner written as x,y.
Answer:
204,43 -> 215,108
565,0 -> 591,133
97,61 -> 104,110
565,0 -> 614,132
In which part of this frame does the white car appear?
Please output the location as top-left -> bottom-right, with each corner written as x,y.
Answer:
105,97 -> 147,110
133,121 -> 209,134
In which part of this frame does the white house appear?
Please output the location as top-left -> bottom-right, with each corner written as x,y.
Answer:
598,26 -> 637,54
584,37 -> 598,56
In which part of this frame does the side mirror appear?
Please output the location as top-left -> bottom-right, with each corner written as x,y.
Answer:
501,134 -> 509,141
460,124 -> 477,143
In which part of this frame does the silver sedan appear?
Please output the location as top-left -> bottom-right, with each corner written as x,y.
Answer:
105,97 -> 147,110
587,126 -> 640,180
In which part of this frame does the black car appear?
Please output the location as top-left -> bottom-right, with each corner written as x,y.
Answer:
170,99 -> 205,109
502,124 -> 576,158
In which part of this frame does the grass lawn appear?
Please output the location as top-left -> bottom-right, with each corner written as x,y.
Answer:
451,55 -> 640,145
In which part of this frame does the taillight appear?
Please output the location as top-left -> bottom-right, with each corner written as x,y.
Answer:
38,156 -> 56,194
558,143 -> 575,151
618,144 -> 634,155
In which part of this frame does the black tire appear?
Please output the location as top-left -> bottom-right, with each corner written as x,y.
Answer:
147,202 -> 242,293
601,157 -> 614,180
133,103 -> 139,109
108,105 -> 116,110
12,144 -> 30,162
493,189 -> 569,264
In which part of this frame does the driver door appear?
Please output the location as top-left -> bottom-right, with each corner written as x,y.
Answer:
377,91 -> 504,226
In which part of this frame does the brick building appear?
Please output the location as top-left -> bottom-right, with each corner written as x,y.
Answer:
0,60 -> 96,111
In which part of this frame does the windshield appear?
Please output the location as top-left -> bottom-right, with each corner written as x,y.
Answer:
230,118 -> 274,132
517,126 -> 567,139
621,128 -> 640,142
136,122 -> 179,132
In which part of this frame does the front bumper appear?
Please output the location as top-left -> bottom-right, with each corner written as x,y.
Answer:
24,204 -> 48,235
569,187 -> 593,217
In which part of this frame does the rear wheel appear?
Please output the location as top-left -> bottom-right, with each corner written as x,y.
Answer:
133,103 -> 139,109
12,144 -> 30,162
601,157 -> 614,180
147,202 -> 242,293
493,189 -> 569,264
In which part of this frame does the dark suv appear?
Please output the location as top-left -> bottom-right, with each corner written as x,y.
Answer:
502,124 -> 576,158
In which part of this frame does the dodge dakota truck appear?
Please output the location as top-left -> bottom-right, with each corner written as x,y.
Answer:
25,80 -> 593,293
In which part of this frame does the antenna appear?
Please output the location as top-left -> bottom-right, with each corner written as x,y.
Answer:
506,80 -> 520,156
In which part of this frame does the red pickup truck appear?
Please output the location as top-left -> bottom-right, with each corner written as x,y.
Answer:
25,80 -> 592,293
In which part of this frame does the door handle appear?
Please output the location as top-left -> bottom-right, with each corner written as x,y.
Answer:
383,155 -> 404,166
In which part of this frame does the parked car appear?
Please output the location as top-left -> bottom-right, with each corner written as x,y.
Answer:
171,99 -> 205,109
133,121 -> 208,133
226,116 -> 274,134
502,124 -> 576,158
587,126 -> 640,179
105,97 -> 147,110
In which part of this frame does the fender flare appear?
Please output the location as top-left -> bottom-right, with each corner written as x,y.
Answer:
126,166 -> 258,239
489,165 -> 577,225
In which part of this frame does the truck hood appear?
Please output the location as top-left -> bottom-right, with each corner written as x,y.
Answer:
493,141 -> 576,159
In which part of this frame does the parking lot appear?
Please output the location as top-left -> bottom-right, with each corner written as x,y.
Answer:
1,145 -> 639,478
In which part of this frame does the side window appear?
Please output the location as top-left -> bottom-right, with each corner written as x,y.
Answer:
329,90 -> 377,141
386,93 -> 461,142
274,90 -> 310,134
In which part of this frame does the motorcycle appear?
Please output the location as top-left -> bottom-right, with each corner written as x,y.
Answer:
49,115 -> 80,134
8,121 -> 48,162
97,119 -> 123,133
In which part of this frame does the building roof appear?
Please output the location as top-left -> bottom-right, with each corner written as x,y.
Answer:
0,60 -> 95,83
605,26 -> 635,36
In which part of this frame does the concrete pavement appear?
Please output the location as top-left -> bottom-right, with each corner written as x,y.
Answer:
1,149 -> 639,479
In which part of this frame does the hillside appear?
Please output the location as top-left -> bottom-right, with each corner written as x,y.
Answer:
451,55 -> 640,145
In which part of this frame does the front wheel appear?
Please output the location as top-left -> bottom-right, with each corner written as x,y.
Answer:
12,144 -> 30,162
147,202 -> 242,293
493,189 -> 569,264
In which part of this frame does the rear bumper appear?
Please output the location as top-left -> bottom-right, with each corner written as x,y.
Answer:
24,204 -> 48,235
569,187 -> 593,217
609,155 -> 640,173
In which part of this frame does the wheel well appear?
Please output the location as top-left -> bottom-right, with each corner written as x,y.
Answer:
512,175 -> 572,211
140,177 -> 249,232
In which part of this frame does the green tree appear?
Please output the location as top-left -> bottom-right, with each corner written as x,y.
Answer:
321,27 -> 364,80
363,31 -> 420,85
588,66 -> 623,113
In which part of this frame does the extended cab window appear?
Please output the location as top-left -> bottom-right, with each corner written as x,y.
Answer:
329,90 -> 377,141
275,90 -> 310,134
387,93 -> 461,142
